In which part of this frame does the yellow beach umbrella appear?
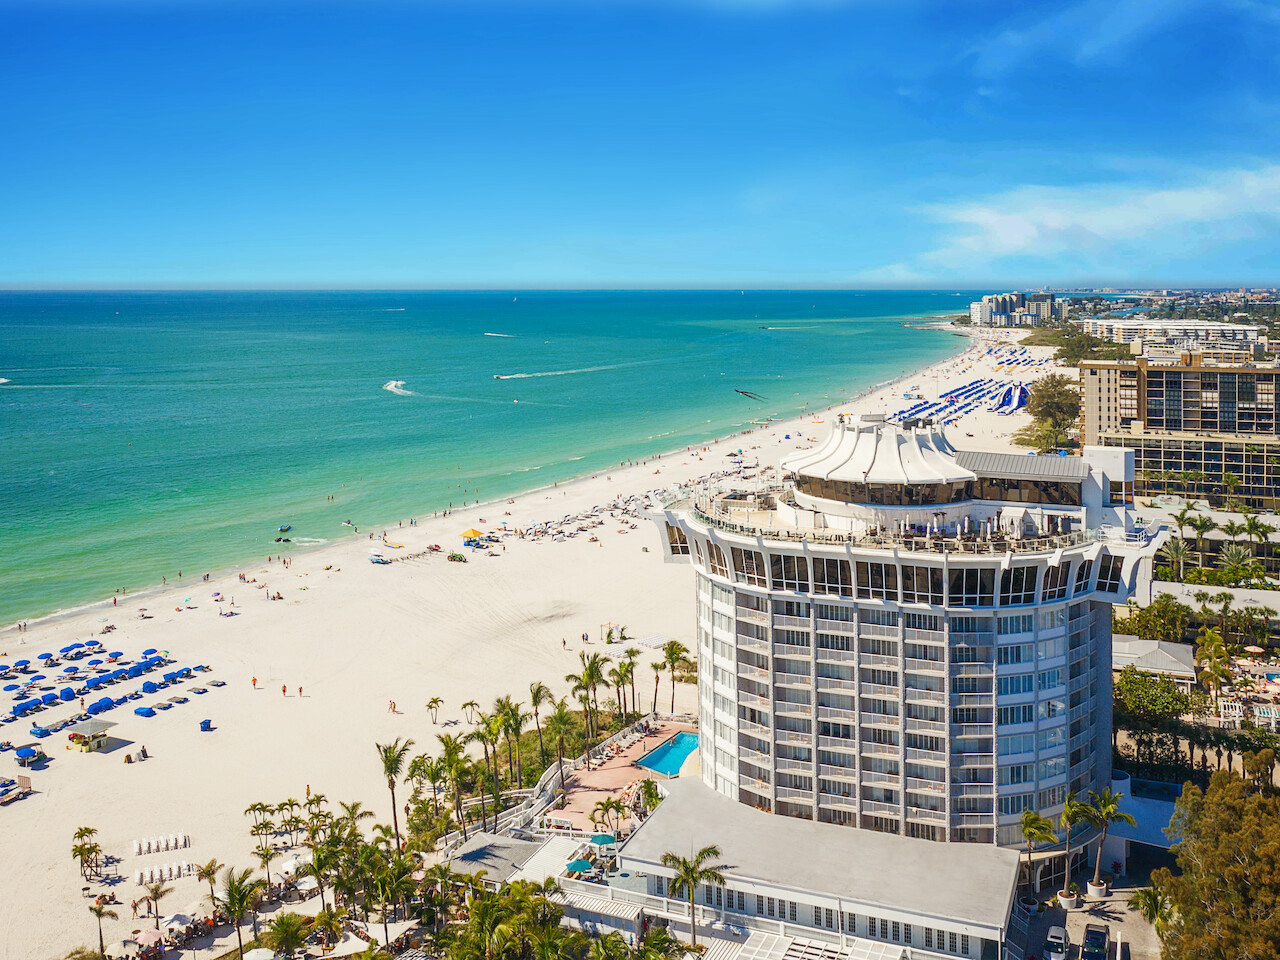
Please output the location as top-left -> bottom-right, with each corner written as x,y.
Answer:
461,528 -> 483,538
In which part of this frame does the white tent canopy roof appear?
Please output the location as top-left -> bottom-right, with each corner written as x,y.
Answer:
782,414 -> 976,487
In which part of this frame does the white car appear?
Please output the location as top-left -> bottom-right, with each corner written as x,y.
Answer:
1043,925 -> 1069,960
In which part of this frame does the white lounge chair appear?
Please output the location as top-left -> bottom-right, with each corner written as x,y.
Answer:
169,833 -> 177,850
133,839 -> 142,856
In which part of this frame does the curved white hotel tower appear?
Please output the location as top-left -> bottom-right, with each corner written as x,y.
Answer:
654,414 -> 1161,847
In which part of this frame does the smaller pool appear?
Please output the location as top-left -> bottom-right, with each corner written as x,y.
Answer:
636,731 -> 699,778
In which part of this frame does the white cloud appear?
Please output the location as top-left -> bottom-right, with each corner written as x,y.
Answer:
909,164 -> 1280,273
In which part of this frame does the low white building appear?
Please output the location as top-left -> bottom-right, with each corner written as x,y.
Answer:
1111,635 -> 1196,692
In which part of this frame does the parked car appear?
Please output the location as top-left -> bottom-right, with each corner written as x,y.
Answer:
1082,923 -> 1110,960
1043,925 -> 1069,960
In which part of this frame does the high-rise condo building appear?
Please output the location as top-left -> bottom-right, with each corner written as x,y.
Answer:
654,415 -> 1160,852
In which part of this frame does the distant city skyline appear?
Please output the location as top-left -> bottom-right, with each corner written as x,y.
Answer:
4,0 -> 1280,288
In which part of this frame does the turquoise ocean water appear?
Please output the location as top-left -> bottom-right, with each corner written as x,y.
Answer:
0,290 -> 976,623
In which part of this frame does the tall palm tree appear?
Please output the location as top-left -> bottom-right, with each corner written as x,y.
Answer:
1019,809 -> 1057,892
623,648 -> 641,715
461,699 -> 479,724
662,641 -> 692,713
302,838 -> 339,912
504,703 -> 530,788
1195,625 -> 1230,705
256,847 -> 279,899
1187,514 -> 1218,568
607,664 -> 628,719
375,736 -> 415,851
264,912 -> 310,955
1220,518 -> 1248,544
1158,537 -> 1190,581
1173,504 -> 1198,542
427,697 -> 444,723
407,752 -> 440,818
529,681 -> 551,766
197,857 -> 224,903
375,854 -> 418,947
1244,513 -> 1276,551
494,695 -> 518,782
88,903 -> 117,960
216,867 -> 266,960
660,844 -> 726,947
1218,542 -> 1257,582
1127,885 -> 1174,936
565,674 -> 593,740
544,698 -> 575,793
1086,789 -> 1137,886
310,904 -> 349,948
1058,793 -> 1090,892
144,882 -> 173,930
650,662 -> 663,714
437,733 -> 470,841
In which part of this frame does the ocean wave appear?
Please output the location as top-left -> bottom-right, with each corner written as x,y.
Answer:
493,360 -> 654,380
382,380 -> 417,396
484,332 -> 515,338
291,537 -> 327,544
383,308 -> 405,311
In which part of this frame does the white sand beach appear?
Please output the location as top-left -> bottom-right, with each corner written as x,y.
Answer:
0,326 -> 1059,960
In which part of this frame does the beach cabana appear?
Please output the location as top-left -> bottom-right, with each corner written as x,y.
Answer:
128,664 -> 146,678
134,706 -> 156,718
141,681 -> 158,694
60,687 -> 75,701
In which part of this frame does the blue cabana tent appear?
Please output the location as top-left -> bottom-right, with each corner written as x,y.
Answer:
142,681 -> 158,694
60,687 -> 75,701
134,706 -> 156,718
40,693 -> 58,705
128,664 -> 145,678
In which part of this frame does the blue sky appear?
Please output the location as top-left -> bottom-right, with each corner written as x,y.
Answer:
3,0 -> 1280,287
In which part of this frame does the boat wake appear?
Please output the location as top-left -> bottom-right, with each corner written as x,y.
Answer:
0,378 -> 9,384
493,360 -> 655,380
484,332 -> 516,338
291,537 -> 327,544
382,380 -> 417,396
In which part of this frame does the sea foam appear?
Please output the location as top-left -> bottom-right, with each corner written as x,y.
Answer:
382,380 -> 417,396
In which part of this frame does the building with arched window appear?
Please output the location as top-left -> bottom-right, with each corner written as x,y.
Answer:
654,414 -> 1163,848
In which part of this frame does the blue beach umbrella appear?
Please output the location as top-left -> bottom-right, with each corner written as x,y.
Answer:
142,648 -> 158,657
15,746 -> 36,759
3,684 -> 19,692
108,652 -> 123,659
63,666 -> 79,674
59,646 -> 77,654
28,675 -> 46,683
566,859 -> 593,873
84,640 -> 101,647
89,659 -> 104,667
37,653 -> 52,661
14,660 -> 29,667
591,833 -> 616,846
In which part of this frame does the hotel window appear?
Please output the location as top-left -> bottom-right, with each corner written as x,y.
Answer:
1038,726 -> 1066,750
1096,554 -> 1124,593
845,913 -> 856,933
901,565 -> 944,604
693,538 -> 704,564
1039,784 -> 1069,808
812,558 -> 854,597
1037,668 -> 1062,690
732,547 -> 769,587
949,567 -> 995,606
789,901 -> 797,922
950,932 -> 958,953
881,919 -> 889,939
999,763 -> 1035,785
665,523 -> 690,556
952,706 -> 981,724
904,611 -> 940,631
815,602 -> 854,621
904,924 -> 912,945
856,562 -> 899,600
737,891 -> 746,910
1073,559 -> 1094,596
997,614 -> 1033,635
757,895 -> 764,914
1038,634 -> 1066,660
1108,480 -> 1134,505
961,935 -> 969,955
813,906 -> 822,926
825,908 -> 835,929
863,607 -> 899,626
1039,756 -> 1067,780
925,929 -> 934,950
1038,607 -> 1066,630
999,793 -> 1034,816
998,704 -> 1036,726
771,554 -> 810,592
1041,563 -> 1071,602
996,643 -> 1033,665
704,886 -> 714,905
1000,566 -> 1038,605
1037,698 -> 1066,720
767,897 -> 775,917
892,921 -> 901,942
997,674 -> 1034,696
999,732 -> 1035,756
867,916 -> 877,938
708,542 -> 730,579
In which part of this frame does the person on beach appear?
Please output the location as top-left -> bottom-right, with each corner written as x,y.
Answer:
298,686 -> 302,697
282,684 -> 287,696
252,677 -> 257,689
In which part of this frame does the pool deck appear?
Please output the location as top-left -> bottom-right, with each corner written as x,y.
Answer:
557,720 -> 696,835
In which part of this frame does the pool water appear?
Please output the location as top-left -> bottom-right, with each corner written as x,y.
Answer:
636,731 -> 699,777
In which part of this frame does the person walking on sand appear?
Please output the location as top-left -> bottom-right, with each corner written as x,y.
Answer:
252,676 -> 257,689
282,684 -> 287,697
298,686 -> 302,697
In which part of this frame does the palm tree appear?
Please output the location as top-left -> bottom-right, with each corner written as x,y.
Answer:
1019,809 -> 1056,892
660,844 -> 726,947
624,648 -> 641,715
1173,504 -> 1198,541
1127,885 -> 1174,936
437,732 -> 470,841
216,867 -> 266,960
427,697 -> 444,723
374,854 -> 418,947
607,664 -> 628,719
197,857 -> 224,903
544,698 -> 575,793
505,703 -> 531,788
1086,789 -> 1137,887
88,903 -> 117,960
144,881 -> 173,930
530,681 -> 551,766
662,641 -> 692,713
1195,625 -> 1230,706
376,736 -> 415,851
1187,514 -> 1218,568
1158,537 -> 1190,581
1058,793 -> 1090,893
461,699 -> 479,724
1218,542 -> 1257,582
1245,514 -> 1275,551
650,662 -> 663,714
264,912 -> 310,955
310,904 -> 349,948
302,837 -> 339,912
494,695 -> 518,781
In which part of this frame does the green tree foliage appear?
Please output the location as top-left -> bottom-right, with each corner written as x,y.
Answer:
1114,595 -> 1193,644
1013,373 -> 1081,451
1155,769 -> 1280,960
1113,665 -> 1191,728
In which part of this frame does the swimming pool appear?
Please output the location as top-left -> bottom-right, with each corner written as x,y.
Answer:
636,731 -> 698,778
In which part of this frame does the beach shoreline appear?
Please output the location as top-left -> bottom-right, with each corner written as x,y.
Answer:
4,315 -> 976,633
